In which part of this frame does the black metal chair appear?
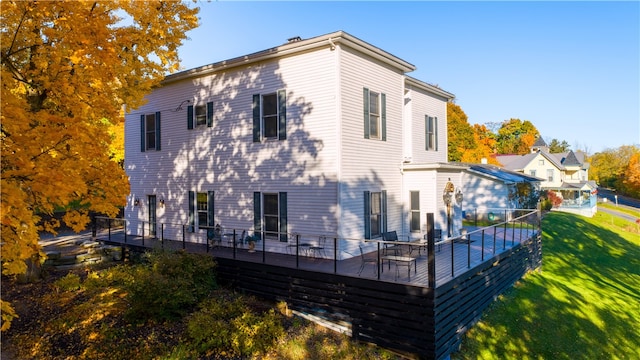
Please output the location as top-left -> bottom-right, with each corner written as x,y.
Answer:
309,235 -> 327,258
358,245 -> 377,276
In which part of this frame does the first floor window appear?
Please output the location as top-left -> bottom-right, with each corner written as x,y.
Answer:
364,190 -> 386,239
410,191 -> 420,232
188,190 -> 214,231
197,192 -> 208,228
254,192 -> 287,241
263,193 -> 279,238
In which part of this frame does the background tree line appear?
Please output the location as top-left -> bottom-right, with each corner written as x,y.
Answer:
447,102 -> 640,198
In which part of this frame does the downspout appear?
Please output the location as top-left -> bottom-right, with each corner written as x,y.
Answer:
332,39 -> 343,245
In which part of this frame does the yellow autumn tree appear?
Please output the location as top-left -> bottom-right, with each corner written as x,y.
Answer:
1,1 -> 199,329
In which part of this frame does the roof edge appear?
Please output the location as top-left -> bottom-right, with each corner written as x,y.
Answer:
405,76 -> 455,100
163,31 -> 416,85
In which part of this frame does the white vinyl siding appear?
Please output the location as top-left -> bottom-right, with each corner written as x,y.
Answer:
124,45 -> 340,241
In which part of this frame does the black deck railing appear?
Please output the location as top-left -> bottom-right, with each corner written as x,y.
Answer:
92,209 -> 540,289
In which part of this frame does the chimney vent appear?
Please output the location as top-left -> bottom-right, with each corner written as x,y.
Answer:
287,36 -> 302,43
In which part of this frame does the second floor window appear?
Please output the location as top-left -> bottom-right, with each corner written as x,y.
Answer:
253,90 -> 286,142
425,115 -> 438,151
547,169 -> 554,182
363,87 -> 386,141
140,112 -> 161,152
187,102 -> 213,129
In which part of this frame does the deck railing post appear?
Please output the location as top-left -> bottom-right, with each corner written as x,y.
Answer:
493,226 -> 497,255
124,220 -> 127,244
481,229 -> 485,261
295,234 -> 300,268
474,208 -> 478,227
108,218 -> 112,241
450,236 -> 455,277
142,222 -> 145,246
233,229 -> 237,259
426,213 -> 436,288
182,225 -> 185,249
333,237 -> 337,274
161,223 -> 165,250
467,234 -> 471,268
503,219 -> 508,249
262,230 -> 266,263
182,224 -> 186,249
511,219 -> 516,246
376,242 -> 381,280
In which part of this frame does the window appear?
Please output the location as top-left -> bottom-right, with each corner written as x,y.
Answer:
253,90 -> 286,142
363,88 -> 386,140
140,112 -> 161,151
547,169 -> 554,182
195,105 -> 207,126
364,190 -> 387,239
187,102 -> 213,129
539,159 -> 545,165
188,191 -> 214,231
425,116 -> 438,151
530,170 -> 536,177
254,192 -> 288,241
145,114 -> 156,150
197,192 -> 208,228
263,193 -> 279,237
410,191 -> 420,232
262,94 -> 278,139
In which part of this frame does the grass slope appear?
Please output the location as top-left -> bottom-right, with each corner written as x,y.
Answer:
453,211 -> 640,359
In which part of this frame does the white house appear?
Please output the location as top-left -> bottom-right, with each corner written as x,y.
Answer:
496,137 -> 597,216
124,31 -> 493,251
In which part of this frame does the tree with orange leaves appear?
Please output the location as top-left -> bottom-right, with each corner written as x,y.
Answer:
1,0 -> 199,329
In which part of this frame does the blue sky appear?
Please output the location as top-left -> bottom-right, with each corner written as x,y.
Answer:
176,1 -> 639,154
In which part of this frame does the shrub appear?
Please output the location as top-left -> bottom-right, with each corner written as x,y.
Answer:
186,294 -> 285,358
53,272 -> 82,292
125,251 -> 217,323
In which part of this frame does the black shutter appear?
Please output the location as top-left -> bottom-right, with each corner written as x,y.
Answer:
382,190 -> 387,233
381,93 -> 386,141
140,114 -> 145,152
207,102 -> 213,128
252,94 -> 261,142
364,191 -> 371,239
278,90 -> 286,140
279,192 -> 287,242
253,192 -> 261,239
208,191 -> 214,226
155,111 -> 161,150
363,88 -> 370,139
188,191 -> 195,232
187,105 -> 194,130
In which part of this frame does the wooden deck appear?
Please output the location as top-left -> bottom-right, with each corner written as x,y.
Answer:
95,226 -> 538,289
93,217 -> 542,359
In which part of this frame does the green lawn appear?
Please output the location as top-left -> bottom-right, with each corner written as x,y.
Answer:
452,211 -> 640,359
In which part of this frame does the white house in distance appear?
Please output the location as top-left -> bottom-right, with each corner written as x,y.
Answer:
496,137 -> 597,217
124,31 -> 530,252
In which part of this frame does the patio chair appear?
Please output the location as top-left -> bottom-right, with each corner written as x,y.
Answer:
358,245 -> 377,276
382,231 -> 401,255
207,224 -> 222,249
309,235 -> 327,258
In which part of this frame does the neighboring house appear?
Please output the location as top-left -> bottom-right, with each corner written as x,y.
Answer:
124,31 -> 527,253
495,137 -> 597,216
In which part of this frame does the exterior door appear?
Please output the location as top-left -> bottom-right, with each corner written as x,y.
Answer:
148,195 -> 157,237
